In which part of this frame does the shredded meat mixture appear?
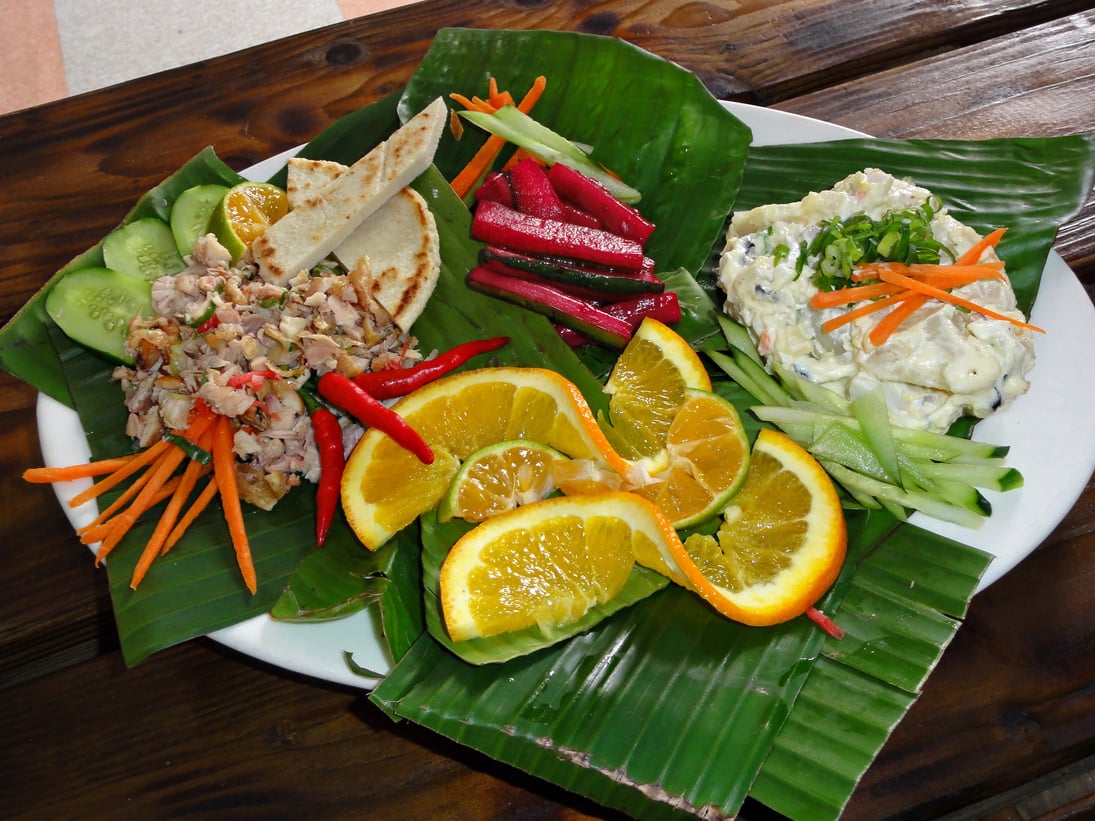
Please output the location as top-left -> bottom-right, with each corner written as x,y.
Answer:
112,234 -> 420,510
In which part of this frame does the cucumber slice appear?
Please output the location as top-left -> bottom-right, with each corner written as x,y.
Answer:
102,217 -> 186,281
170,184 -> 228,256
45,267 -> 154,363
851,387 -> 902,486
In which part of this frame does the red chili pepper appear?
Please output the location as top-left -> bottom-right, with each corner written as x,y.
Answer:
318,372 -> 434,465
309,406 -> 345,547
196,315 -> 221,333
353,336 -> 509,400
227,369 -> 280,389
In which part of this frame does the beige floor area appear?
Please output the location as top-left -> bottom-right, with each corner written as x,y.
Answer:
1,0 -> 414,116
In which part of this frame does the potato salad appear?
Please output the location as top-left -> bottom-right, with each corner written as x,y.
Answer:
718,168 -> 1036,432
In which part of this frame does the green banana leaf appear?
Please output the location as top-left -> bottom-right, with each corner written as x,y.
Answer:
370,510 -> 992,820
751,516 -> 994,821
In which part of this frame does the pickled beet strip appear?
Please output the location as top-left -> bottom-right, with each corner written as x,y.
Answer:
481,258 -> 651,303
508,158 -> 567,221
474,171 -> 514,208
555,292 -> 682,347
466,265 -> 633,349
471,200 -> 646,271
547,162 -> 655,245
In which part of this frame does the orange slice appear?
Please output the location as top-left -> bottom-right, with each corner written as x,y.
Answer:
341,367 -> 629,550
439,491 -> 681,641
437,439 -> 569,523
208,181 -> 288,262
644,428 -> 847,626
555,388 -> 750,529
601,317 -> 712,467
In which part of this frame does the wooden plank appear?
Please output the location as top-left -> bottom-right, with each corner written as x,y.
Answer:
0,640 -> 604,819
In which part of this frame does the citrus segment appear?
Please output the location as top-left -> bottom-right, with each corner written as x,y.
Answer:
665,428 -> 847,626
556,389 -> 751,529
439,491 -> 682,641
341,367 -> 630,549
627,388 -> 750,528
602,317 -> 712,464
209,182 -> 289,262
437,440 -> 569,523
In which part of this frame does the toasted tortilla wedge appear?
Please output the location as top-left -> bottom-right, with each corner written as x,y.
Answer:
285,158 -> 344,209
334,188 -> 440,333
286,157 -> 440,333
254,96 -> 446,285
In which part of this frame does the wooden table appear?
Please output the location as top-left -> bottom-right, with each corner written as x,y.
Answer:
2,2 -> 1093,818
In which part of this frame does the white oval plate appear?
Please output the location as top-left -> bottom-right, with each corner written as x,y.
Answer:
37,103 -> 1095,689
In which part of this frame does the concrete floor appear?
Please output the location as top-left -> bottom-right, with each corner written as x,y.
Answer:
1,0 -> 413,116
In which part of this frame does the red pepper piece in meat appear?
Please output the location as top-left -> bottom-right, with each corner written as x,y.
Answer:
353,336 -> 509,400
318,372 -> 434,465
226,369 -> 280,389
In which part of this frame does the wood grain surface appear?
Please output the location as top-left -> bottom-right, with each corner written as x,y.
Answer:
1,2 -> 1092,819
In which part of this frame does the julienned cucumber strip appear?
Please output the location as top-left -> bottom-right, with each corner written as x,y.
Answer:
715,314 -> 764,365
851,387 -> 902,486
751,405 -> 1008,462
706,349 -> 792,408
820,461 -> 989,528
912,459 -> 1024,492
459,107 -> 642,204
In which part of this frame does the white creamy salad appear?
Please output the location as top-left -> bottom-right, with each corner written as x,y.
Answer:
718,168 -> 1036,432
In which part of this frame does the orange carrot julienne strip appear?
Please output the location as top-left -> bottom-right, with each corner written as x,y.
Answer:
869,293 -> 930,346
93,446 -> 190,564
873,268 -> 1045,333
77,469 -> 157,535
130,460 -> 212,588
78,475 -> 184,543
90,410 -> 218,563
956,227 -> 1007,265
821,293 -> 910,334
449,93 -> 497,114
213,414 -> 256,594
22,456 -> 139,484
162,475 -> 219,556
851,262 -> 1004,283
811,281 -> 904,309
67,439 -> 172,508
450,75 -> 548,198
